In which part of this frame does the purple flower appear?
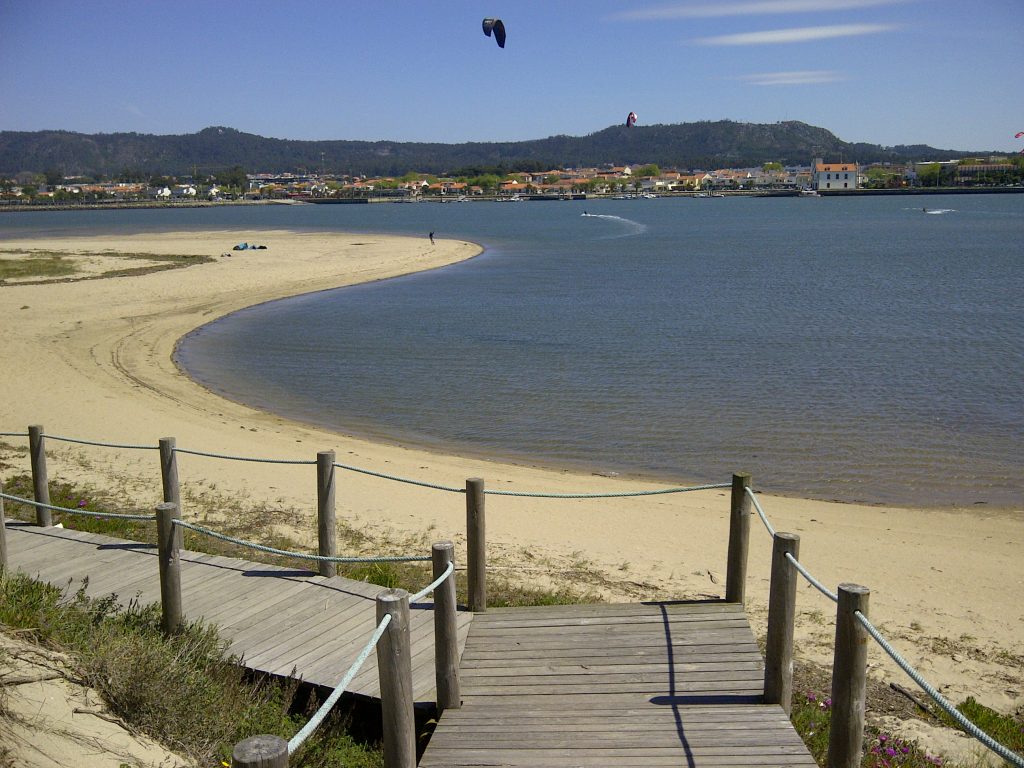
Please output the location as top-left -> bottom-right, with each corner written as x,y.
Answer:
886,747 -> 897,757
78,499 -> 87,507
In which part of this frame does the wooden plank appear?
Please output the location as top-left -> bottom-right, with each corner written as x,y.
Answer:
466,613 -> 749,631
204,579 -> 315,634
472,604 -> 747,620
241,597 -> 374,670
460,648 -> 761,667
465,619 -> 752,639
421,749 -> 815,767
459,631 -> 757,654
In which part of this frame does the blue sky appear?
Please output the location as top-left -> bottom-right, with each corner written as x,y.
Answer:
2,0 -> 1022,153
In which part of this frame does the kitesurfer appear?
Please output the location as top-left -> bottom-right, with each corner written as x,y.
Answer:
429,231 -> 435,244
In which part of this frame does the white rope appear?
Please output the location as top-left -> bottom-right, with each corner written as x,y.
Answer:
410,561 -> 454,604
41,432 -> 158,451
287,613 -> 392,755
855,611 -> 1024,768
784,551 -> 838,602
745,486 -> 776,536
173,447 -> 316,465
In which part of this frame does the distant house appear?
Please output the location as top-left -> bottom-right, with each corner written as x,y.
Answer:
813,159 -> 858,191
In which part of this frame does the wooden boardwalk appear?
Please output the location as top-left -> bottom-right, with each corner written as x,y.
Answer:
3,522 -> 472,703
6,522 -> 817,767
420,602 -> 817,767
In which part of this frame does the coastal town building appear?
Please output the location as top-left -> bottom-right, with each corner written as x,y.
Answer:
812,159 -> 858,191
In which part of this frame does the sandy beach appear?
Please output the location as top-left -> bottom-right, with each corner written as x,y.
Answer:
1,229 -> 1021,763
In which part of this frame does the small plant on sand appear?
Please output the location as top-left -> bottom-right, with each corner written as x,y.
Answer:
936,697 -> 1024,756
864,733 -> 944,768
791,691 -> 833,763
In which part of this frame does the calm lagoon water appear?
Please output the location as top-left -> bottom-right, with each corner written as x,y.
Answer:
5,195 -> 1022,507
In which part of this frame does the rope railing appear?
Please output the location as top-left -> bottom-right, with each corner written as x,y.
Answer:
172,446 -> 317,466
485,481 -> 732,499
784,551 -> 838,603
748,486 -> 1023,767
0,489 -> 157,522
42,432 -> 159,451
332,460 -> 465,493
172,519 -> 430,564
3,425 -> 734,499
746,485 -> 776,536
410,560 -> 454,604
856,611 -> 1024,768
287,613 -> 393,756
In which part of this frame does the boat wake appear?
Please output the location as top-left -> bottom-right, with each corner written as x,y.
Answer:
581,213 -> 648,237
905,207 -> 956,215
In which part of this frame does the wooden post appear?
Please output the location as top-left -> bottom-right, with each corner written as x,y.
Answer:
232,734 -> 289,767
28,425 -> 52,527
764,532 -> 800,713
317,450 -> 336,578
725,472 -> 751,604
828,583 -> 871,768
0,483 -> 8,570
159,437 -> 180,515
432,541 -> 461,711
466,477 -> 486,612
376,589 -> 416,768
156,502 -> 183,635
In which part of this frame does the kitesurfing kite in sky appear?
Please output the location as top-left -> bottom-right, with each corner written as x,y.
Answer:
1016,131 -> 1024,152
482,18 -> 505,48
626,111 -> 637,128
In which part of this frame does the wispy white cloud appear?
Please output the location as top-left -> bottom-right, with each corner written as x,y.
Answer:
695,23 -> 896,45
738,70 -> 846,85
612,0 -> 909,21
124,104 -> 145,118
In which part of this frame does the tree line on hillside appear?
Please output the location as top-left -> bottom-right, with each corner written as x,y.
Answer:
0,121 -> 999,180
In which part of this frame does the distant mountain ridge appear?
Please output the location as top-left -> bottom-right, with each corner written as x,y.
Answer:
0,122 -> 993,178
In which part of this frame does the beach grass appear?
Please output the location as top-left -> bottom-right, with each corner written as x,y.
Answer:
0,569 -> 382,768
0,248 -> 212,284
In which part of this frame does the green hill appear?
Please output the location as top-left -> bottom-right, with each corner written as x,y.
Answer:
0,121 -> 992,179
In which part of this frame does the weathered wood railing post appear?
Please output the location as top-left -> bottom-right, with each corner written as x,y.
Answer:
0,483 -> 8,569
764,531 -> 800,712
28,425 -> 52,527
725,472 -> 751,605
317,450 -> 336,578
828,583 -> 871,768
232,734 -> 289,767
376,589 -> 416,768
159,437 -> 181,515
155,502 -> 183,635
466,477 -> 486,612
432,540 -> 461,712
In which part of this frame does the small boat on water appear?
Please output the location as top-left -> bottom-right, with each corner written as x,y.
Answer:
800,188 -> 820,197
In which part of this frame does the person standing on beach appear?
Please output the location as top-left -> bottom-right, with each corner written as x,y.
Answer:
429,231 -> 435,244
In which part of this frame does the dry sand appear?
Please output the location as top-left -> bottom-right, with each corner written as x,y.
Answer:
0,229 -> 1021,765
